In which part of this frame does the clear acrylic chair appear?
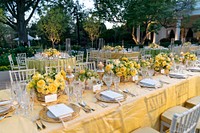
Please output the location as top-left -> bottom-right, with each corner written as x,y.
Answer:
75,54 -> 84,63
78,62 -> 96,71
8,55 -> 22,70
132,103 -> 200,133
9,69 -> 36,84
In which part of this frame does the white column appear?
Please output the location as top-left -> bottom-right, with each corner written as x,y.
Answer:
137,26 -> 140,43
153,32 -> 156,43
175,19 -> 181,40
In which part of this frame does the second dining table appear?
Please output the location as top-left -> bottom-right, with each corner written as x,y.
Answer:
27,57 -> 76,73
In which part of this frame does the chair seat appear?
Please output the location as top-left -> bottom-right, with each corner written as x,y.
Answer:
185,96 -> 200,108
131,127 -> 159,133
161,106 -> 188,124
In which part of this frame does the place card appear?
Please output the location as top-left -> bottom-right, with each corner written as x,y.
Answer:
161,69 -> 165,74
45,94 -> 57,103
132,75 -> 138,81
93,84 -> 101,92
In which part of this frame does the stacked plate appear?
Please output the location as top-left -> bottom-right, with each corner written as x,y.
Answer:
96,90 -> 126,103
139,78 -> 161,88
39,103 -> 80,123
0,100 -> 11,115
187,67 -> 200,72
169,73 -> 188,79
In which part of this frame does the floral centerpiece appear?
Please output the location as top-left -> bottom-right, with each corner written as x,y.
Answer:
43,48 -> 60,57
102,45 -> 124,51
183,42 -> 192,46
148,43 -> 160,48
140,58 -> 154,68
76,69 -> 99,82
154,53 -> 172,73
182,52 -> 197,66
105,57 -> 140,81
75,69 -> 99,89
27,69 -> 66,101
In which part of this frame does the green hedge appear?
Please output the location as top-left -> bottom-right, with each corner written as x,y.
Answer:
0,46 -> 36,71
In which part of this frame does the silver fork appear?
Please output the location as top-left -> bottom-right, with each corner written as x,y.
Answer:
82,101 -> 95,111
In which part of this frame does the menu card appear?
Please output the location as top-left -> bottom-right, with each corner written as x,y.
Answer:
100,90 -> 124,100
47,104 -> 74,118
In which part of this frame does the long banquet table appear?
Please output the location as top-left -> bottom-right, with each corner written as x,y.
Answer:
1,72 -> 200,133
27,57 -> 76,73
90,51 -> 140,59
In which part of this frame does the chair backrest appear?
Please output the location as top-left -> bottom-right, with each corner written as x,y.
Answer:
16,56 -> 27,67
75,54 -> 84,63
9,69 -> 36,84
17,53 -> 26,58
169,103 -> 200,133
8,55 -> 15,70
45,66 -> 64,74
78,62 -> 96,71
86,50 -> 91,62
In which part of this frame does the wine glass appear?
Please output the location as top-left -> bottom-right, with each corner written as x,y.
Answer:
113,75 -> 120,90
147,67 -> 154,79
141,67 -> 148,78
103,74 -> 112,90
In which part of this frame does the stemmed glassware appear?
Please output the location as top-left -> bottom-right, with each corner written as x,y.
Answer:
113,75 -> 120,90
147,66 -> 154,79
103,74 -> 113,90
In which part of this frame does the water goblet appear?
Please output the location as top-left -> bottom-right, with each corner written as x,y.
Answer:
113,75 -> 120,90
103,74 -> 112,90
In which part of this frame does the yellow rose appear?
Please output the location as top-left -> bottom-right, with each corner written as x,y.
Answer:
80,70 -> 85,74
37,87 -> 43,93
46,77 -> 54,83
162,61 -> 167,67
116,72 -> 122,77
26,81 -> 34,91
166,65 -> 171,70
120,67 -> 126,72
105,64 -> 112,72
32,74 -> 39,81
86,72 -> 92,77
130,69 -> 137,76
60,70 -> 66,77
121,57 -> 128,62
37,80 -> 46,88
42,88 -> 50,95
48,83 -> 58,94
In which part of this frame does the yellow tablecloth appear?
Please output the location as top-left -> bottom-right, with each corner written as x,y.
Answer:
91,51 -> 140,59
27,57 -> 76,73
1,72 -> 200,133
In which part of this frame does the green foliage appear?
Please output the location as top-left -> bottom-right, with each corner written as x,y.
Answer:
0,46 -> 36,71
83,16 -> 101,46
37,7 -> 70,47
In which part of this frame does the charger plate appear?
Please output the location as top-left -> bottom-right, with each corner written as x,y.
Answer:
39,103 -> 80,123
95,90 -> 127,103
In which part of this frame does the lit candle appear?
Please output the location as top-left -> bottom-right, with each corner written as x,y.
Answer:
66,65 -> 73,74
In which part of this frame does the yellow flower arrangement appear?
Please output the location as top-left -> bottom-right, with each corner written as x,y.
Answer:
183,52 -> 197,61
154,53 -> 172,72
76,69 -> 99,82
148,43 -> 160,48
44,48 -> 60,57
183,42 -> 192,46
102,45 -> 123,51
105,57 -> 140,78
27,70 -> 66,95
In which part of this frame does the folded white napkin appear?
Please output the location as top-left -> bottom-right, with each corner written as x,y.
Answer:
140,78 -> 159,87
100,90 -> 124,101
47,104 -> 74,118
187,67 -> 200,72
169,73 -> 188,79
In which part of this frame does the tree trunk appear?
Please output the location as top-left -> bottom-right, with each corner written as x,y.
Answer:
91,40 -> 94,48
17,0 -> 27,44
